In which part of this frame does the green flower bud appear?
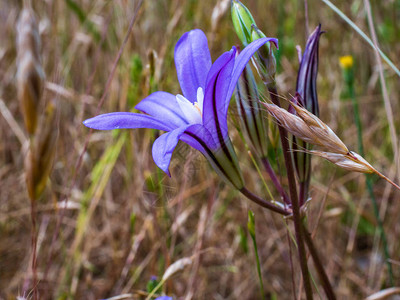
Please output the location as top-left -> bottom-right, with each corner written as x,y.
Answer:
231,0 -> 257,46
250,24 -> 277,87
247,210 -> 256,238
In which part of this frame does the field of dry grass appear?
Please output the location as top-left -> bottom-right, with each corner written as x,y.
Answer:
1,0 -> 400,299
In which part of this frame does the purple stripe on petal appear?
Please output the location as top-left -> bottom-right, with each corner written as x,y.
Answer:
135,91 -> 188,127
83,112 -> 173,131
202,49 -> 236,143
181,124 -> 217,153
152,125 -> 191,176
174,29 -> 212,102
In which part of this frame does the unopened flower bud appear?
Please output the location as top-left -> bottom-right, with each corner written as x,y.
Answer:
250,25 -> 277,87
231,0 -> 256,46
235,58 -> 268,157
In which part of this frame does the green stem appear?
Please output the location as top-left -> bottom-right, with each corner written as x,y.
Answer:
248,211 -> 266,299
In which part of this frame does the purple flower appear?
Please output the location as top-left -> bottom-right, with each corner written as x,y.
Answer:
154,297 -> 172,300
84,29 -> 277,189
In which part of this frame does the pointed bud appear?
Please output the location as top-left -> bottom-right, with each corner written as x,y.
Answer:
235,55 -> 269,157
293,26 -> 322,202
250,24 -> 277,86
231,0 -> 256,46
247,210 -> 256,237
296,25 -> 322,116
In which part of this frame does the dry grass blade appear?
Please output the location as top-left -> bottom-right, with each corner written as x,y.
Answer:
365,287 -> 400,300
162,257 -> 193,282
16,8 -> 45,135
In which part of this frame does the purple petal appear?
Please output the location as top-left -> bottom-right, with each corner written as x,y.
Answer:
135,91 -> 188,127
180,124 -> 218,153
226,37 -> 278,110
83,112 -> 173,131
202,38 -> 278,144
202,48 -> 236,143
174,29 -> 212,102
152,125 -> 191,176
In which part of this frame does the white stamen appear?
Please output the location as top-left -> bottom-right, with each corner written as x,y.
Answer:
196,87 -> 204,112
176,94 -> 203,124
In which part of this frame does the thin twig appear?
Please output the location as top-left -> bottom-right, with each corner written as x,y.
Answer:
303,225 -> 336,300
240,187 -> 290,216
261,157 -> 291,204
0,98 -> 28,145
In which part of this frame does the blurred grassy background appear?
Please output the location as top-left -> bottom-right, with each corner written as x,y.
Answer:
1,0 -> 399,299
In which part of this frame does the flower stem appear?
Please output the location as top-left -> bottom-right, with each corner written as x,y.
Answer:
240,187 -> 290,216
303,224 -> 336,300
268,85 -> 313,300
261,156 -> 291,205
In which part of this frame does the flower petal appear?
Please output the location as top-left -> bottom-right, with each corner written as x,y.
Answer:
135,91 -> 188,127
202,48 -> 236,143
181,124 -> 217,153
83,112 -> 172,131
152,125 -> 191,176
226,37 -> 278,110
202,38 -> 278,143
174,29 -> 212,102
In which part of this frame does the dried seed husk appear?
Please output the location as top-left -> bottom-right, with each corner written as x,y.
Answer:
262,103 -> 320,145
308,150 -> 374,173
25,101 -> 57,200
290,102 -> 349,154
16,8 -> 44,135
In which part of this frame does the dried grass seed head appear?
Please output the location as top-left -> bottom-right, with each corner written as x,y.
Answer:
290,101 -> 349,154
262,103 -> 320,145
16,8 -> 45,135
308,150 -> 374,174
25,101 -> 58,200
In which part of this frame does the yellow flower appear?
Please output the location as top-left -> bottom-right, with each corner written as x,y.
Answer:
339,55 -> 354,69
